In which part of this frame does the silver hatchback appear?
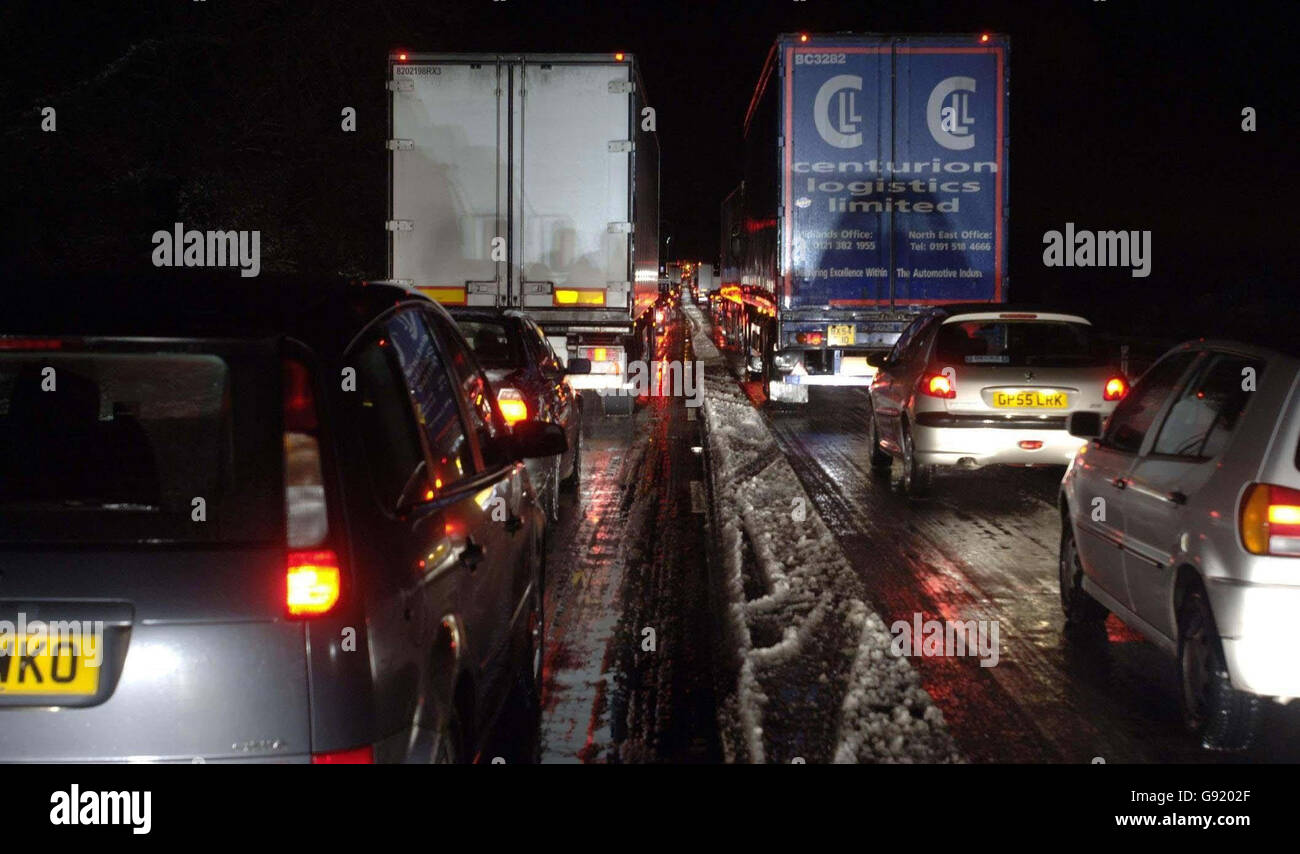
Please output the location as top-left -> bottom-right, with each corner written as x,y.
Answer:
867,307 -> 1126,496
1060,339 -> 1300,749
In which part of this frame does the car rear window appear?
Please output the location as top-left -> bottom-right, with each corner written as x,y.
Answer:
0,341 -> 282,544
935,319 -> 1104,368
454,319 -> 525,370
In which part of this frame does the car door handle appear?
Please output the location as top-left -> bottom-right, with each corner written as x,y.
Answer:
504,514 -> 523,535
458,537 -> 485,571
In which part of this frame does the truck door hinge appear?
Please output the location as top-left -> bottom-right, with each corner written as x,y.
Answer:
386,139 -> 414,151
385,220 -> 414,232
608,80 -> 634,95
607,222 -> 633,234
387,80 -> 414,93
606,281 -> 631,293
608,140 -> 634,153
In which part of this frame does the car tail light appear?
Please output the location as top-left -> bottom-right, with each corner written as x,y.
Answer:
287,549 -> 341,616
795,332 -> 823,346
1240,483 -> 1300,556
1104,376 -> 1128,401
920,372 -> 956,399
497,387 -> 529,426
311,744 -> 374,764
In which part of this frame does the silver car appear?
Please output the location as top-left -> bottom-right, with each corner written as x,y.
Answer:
1060,339 -> 1300,750
867,306 -> 1126,496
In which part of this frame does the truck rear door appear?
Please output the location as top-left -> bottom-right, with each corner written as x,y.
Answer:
517,60 -> 631,314
889,37 -> 1006,304
391,59 -> 508,307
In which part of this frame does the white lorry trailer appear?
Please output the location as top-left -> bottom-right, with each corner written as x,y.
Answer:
386,51 -> 660,414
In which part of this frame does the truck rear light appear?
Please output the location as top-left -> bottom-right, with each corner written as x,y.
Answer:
287,549 -> 341,617
554,289 -> 605,306
1018,440 -> 1043,450
311,744 -> 374,764
795,332 -> 823,346
497,387 -> 530,426
578,346 -> 623,375
1240,483 -> 1300,556
920,372 -> 956,399
283,359 -> 329,548
1104,376 -> 1128,401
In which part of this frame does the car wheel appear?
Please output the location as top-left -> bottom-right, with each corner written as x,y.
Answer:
866,401 -> 892,474
1178,585 -> 1260,751
562,421 -> 582,491
899,420 -> 932,497
1058,522 -> 1108,626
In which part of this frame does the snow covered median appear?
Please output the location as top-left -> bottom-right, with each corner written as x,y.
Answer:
685,303 -> 963,764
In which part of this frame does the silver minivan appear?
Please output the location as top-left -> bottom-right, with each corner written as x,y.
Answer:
1060,339 -> 1300,750
0,277 -> 563,763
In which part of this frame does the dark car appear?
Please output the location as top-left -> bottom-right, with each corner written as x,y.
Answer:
447,308 -> 589,523
0,275 -> 564,763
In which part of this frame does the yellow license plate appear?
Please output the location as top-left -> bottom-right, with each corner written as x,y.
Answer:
992,390 -> 1069,409
828,324 -> 855,347
0,635 -> 102,696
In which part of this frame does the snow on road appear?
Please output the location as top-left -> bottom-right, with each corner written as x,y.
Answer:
686,304 -> 962,763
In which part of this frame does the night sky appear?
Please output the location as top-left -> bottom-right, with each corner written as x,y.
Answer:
3,0 -> 1295,341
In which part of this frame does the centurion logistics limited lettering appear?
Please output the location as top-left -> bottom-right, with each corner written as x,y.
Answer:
792,158 -> 997,214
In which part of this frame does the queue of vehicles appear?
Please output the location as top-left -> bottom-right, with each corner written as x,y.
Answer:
1,34 -> 1293,762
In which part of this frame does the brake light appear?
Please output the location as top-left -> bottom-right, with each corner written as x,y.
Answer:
497,388 -> 529,426
1104,376 -> 1128,401
283,359 -> 329,548
921,372 -> 956,399
795,332 -> 823,346
1240,483 -> 1300,556
312,745 -> 374,764
287,549 -> 341,616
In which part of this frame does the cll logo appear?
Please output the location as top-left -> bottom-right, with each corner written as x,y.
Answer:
813,74 -> 863,149
927,76 -> 977,150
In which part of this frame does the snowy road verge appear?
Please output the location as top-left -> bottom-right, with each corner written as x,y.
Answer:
686,303 -> 962,763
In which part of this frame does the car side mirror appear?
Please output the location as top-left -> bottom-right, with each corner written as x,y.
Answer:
865,352 -> 889,369
1067,411 -> 1104,439
564,358 -> 592,376
510,420 -> 568,459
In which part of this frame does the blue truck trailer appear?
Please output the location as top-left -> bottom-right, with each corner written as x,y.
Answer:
716,33 -> 1009,403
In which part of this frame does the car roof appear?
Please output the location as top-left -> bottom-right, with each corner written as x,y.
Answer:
1,273 -> 441,357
